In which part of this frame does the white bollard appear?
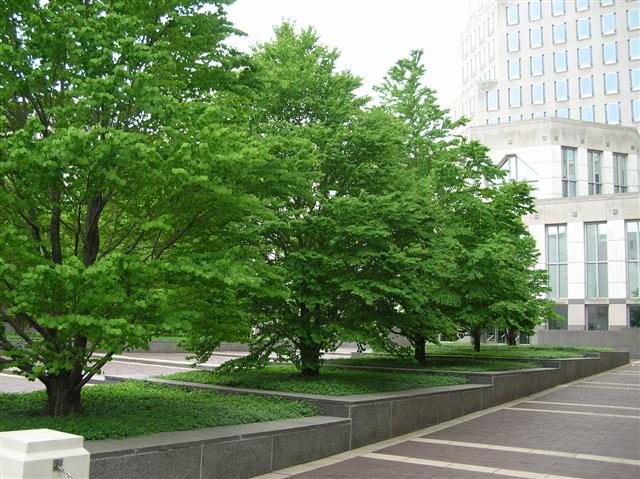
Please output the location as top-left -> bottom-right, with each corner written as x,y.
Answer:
0,429 -> 90,479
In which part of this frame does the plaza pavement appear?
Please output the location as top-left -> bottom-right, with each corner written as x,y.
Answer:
257,361 -> 640,479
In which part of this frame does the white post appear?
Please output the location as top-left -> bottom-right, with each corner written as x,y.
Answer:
0,429 -> 90,479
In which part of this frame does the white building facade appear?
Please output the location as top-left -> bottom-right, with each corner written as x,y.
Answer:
456,0 -> 640,333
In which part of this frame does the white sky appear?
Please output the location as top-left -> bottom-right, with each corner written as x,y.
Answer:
225,0 -> 472,109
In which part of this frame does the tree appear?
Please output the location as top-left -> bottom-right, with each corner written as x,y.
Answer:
221,23 -> 412,377
0,0 -> 258,415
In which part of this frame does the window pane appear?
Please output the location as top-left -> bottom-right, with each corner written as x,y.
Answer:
598,225 -> 607,261
602,42 -> 617,64
630,38 -> 640,60
530,26 -> 543,48
553,23 -> 566,43
581,105 -> 595,122
486,89 -> 499,110
587,305 -> 608,330
578,47 -> 592,68
586,263 -> 598,296
598,264 -> 608,296
531,83 -> 545,104
548,229 -> 558,262
576,0 -> 590,11
532,111 -> 546,119
508,59 -> 521,79
529,0 -> 542,20
601,13 -> 616,35
548,264 -> 558,297
509,86 -> 521,107
531,54 -> 544,75
558,226 -> 567,262
606,102 -> 620,124
507,31 -> 520,52
586,224 -> 597,261
556,108 -> 570,119
633,99 -> 640,122
627,223 -> 639,261
549,305 -> 568,330
629,267 -> 639,298
577,17 -> 591,39
631,68 -> 640,90
630,305 -> 640,327
552,0 -> 565,16
559,264 -> 568,298
580,76 -> 593,97
629,9 -> 640,30
604,72 -> 619,93
554,51 -> 568,72
555,79 -> 569,100
507,4 -> 519,25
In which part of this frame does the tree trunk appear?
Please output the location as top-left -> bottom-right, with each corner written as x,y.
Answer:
471,331 -> 481,352
413,334 -> 427,366
299,339 -> 321,377
43,369 -> 83,416
505,328 -> 518,346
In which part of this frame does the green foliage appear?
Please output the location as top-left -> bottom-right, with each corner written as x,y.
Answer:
0,0 -> 262,414
424,343 -> 613,358
163,365 -> 467,396
326,355 -> 541,371
0,381 -> 318,440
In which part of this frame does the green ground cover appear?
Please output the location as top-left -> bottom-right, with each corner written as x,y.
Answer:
0,381 -> 318,440
327,356 -> 541,371
424,344 -> 614,358
163,365 -> 467,396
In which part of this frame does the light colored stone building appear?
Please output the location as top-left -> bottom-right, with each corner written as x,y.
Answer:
456,0 -> 640,334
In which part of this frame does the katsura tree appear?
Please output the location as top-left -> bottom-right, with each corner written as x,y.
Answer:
0,0 -> 260,415
220,23 -> 412,377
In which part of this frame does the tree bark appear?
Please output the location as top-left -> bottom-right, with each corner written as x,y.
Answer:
299,338 -> 321,377
505,328 -> 518,346
471,331 -> 482,352
413,334 -> 427,366
43,369 -> 83,416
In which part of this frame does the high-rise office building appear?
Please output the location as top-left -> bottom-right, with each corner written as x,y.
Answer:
455,0 -> 640,339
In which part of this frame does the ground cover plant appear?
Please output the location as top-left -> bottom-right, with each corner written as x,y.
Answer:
326,355 -> 541,371
423,343 -> 614,358
163,366 -> 467,396
0,381 -> 318,440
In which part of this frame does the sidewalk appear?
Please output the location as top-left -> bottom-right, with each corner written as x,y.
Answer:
258,361 -> 640,479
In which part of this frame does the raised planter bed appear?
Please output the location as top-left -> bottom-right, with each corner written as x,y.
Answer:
91,351 -> 628,478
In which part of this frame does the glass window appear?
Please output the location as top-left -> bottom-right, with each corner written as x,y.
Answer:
552,0 -> 565,16
629,8 -> 640,30
562,147 -> 576,197
554,50 -> 568,72
576,0 -> 590,12
509,86 -> 522,107
630,38 -> 640,60
606,102 -> 620,123
630,305 -> 640,327
507,4 -> 519,25
576,17 -> 591,39
532,111 -> 546,119
631,68 -> 640,90
587,305 -> 609,330
530,26 -> 543,48
585,223 -> 608,299
486,89 -> 499,111
547,225 -> 568,299
508,59 -> 520,79
613,153 -> 628,192
604,71 -> 619,94
507,31 -> 520,52
601,13 -> 616,35
509,114 -> 522,122
556,108 -> 570,118
529,0 -> 542,20
531,54 -> 544,75
627,221 -> 640,299
549,305 -> 568,330
587,150 -> 602,194
578,46 -> 592,68
600,0 -> 614,6
531,83 -> 545,104
602,42 -> 617,64
553,23 -> 566,44
500,154 -> 538,183
580,105 -> 595,121
555,79 -> 569,101
486,117 -> 500,125
580,75 -> 594,97
633,99 -> 640,122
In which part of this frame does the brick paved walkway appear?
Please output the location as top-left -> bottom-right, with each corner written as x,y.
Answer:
258,361 -> 640,479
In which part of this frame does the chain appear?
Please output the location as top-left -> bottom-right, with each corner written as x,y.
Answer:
55,464 -> 75,479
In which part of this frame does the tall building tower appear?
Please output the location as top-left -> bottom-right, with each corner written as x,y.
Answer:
455,0 -> 640,345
